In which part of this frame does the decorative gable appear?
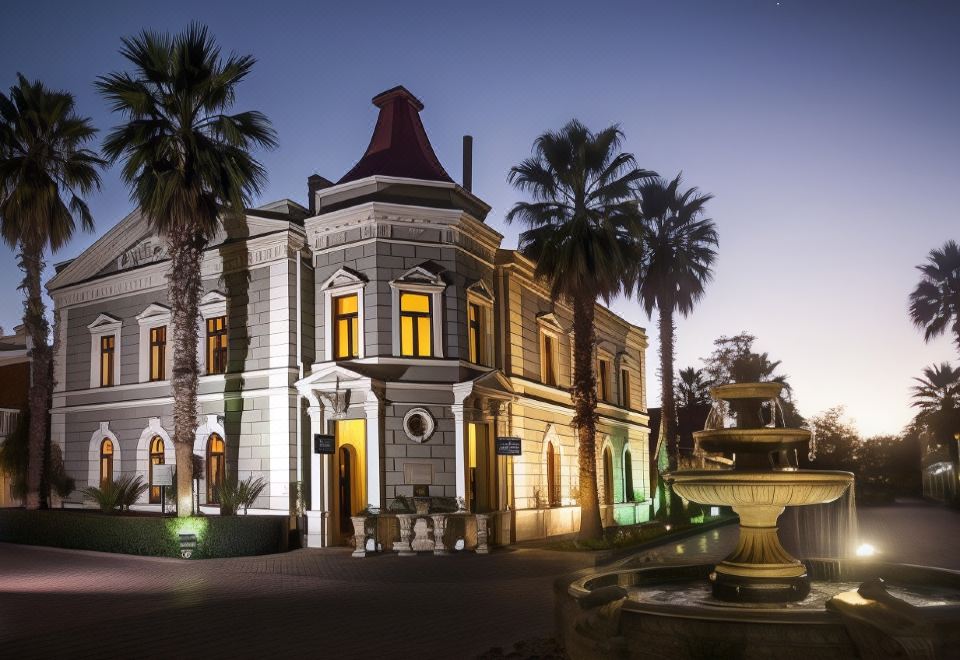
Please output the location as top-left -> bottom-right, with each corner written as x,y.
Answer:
199,291 -> 227,318
135,303 -> 171,324
87,313 -> 122,332
536,311 -> 564,334
393,261 -> 446,287
466,279 -> 494,302
321,267 -> 367,290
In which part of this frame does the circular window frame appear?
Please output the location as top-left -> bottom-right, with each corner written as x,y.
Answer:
403,407 -> 436,443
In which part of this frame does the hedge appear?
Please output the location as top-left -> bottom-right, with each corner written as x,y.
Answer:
0,509 -> 288,558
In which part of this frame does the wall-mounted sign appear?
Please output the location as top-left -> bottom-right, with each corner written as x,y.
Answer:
495,437 -> 522,456
152,464 -> 174,487
314,434 -> 335,454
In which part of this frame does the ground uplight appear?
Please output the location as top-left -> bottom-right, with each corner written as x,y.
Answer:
855,543 -> 876,557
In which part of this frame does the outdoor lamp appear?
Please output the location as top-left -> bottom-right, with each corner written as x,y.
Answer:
179,533 -> 198,559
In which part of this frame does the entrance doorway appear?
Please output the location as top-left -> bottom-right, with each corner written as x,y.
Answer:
334,419 -> 366,542
467,422 -> 497,513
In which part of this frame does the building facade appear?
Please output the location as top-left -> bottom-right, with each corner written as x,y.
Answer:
0,326 -> 29,506
48,86 -> 651,546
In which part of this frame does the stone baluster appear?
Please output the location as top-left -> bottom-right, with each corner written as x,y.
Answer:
393,514 -> 415,556
431,514 -> 449,555
350,516 -> 367,558
476,513 -> 490,555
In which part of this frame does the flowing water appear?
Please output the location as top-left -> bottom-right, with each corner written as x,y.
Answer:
780,487 -> 859,559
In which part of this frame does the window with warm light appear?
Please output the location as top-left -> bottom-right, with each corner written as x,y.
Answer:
620,368 -> 631,409
207,434 -> 225,503
149,326 -> 166,381
99,438 -> 114,487
399,292 -> 433,357
542,333 -> 557,386
149,436 -> 164,503
206,316 -> 228,374
598,358 -> 610,402
468,302 -> 485,365
99,335 -> 116,387
546,442 -> 561,507
333,293 -> 359,359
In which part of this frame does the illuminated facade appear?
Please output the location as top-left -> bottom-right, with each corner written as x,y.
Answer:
47,86 -> 651,545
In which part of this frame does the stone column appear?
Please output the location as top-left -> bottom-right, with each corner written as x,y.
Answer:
452,383 -> 472,505
363,395 -> 383,509
305,404 -> 328,549
393,514 -> 415,556
350,516 -> 368,558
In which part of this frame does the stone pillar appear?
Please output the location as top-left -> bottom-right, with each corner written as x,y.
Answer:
476,513 -> 490,554
394,514 -> 415,556
452,402 -> 467,503
363,395 -> 382,509
350,516 -> 367,558
305,404 -> 328,549
431,514 -> 449,555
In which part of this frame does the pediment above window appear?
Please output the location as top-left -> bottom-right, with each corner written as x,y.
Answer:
392,261 -> 446,287
135,303 -> 171,325
199,291 -> 227,318
466,279 -> 494,302
536,311 -> 564,334
321,267 -> 367,290
87,313 -> 122,333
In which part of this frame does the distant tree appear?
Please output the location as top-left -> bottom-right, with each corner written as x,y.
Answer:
676,366 -> 712,407
507,120 -> 654,540
0,75 -> 103,509
806,406 -> 859,472
634,175 -> 718,471
854,434 -> 921,498
909,240 -> 960,352
910,362 -> 960,468
98,24 -> 276,517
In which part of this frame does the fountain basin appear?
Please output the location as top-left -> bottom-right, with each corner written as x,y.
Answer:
694,428 -> 811,454
669,470 -> 854,508
711,382 -> 785,400
556,559 -> 960,659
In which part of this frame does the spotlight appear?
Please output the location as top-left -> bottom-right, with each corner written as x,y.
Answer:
855,543 -> 875,557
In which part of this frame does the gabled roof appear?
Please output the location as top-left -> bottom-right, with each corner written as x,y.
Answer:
338,86 -> 453,185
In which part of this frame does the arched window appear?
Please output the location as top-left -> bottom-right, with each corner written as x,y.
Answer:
99,438 -> 114,488
624,449 -> 634,502
206,434 -> 225,503
149,436 -> 165,504
546,442 -> 561,507
602,446 -> 614,505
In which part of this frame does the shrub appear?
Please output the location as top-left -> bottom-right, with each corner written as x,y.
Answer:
387,494 -> 414,513
0,509 -> 288,558
82,475 -> 149,513
215,476 -> 267,516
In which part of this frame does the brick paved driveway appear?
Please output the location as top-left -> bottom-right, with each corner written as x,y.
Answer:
0,499 -> 955,659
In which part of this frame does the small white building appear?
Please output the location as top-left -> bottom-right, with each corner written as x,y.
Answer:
47,86 -> 652,546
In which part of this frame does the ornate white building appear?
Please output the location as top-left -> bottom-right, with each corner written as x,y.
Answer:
48,86 -> 652,546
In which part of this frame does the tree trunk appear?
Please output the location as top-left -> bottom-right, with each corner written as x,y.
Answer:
572,295 -> 603,541
21,243 -> 51,510
168,231 -> 204,518
659,307 -> 677,471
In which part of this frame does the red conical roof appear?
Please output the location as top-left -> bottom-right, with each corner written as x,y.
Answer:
338,86 -> 453,185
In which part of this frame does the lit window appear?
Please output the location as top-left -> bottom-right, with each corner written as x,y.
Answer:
598,358 -> 610,401
333,293 -> 359,359
468,302 -> 484,364
624,449 -> 634,502
100,335 -> 115,387
149,326 -> 166,381
399,292 -> 432,357
206,434 -> 225,503
602,445 -> 614,504
206,316 -> 228,374
149,436 -> 164,503
546,442 -> 561,507
99,438 -> 114,487
620,368 -> 631,409
542,334 -> 557,386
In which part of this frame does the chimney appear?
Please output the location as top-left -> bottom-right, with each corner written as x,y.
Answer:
462,135 -> 473,192
307,174 -> 333,214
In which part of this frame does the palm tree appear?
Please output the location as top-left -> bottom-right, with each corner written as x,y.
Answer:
675,367 -> 711,408
911,362 -> 960,468
0,74 -> 103,509
507,120 -> 654,540
635,175 -> 717,471
909,240 -> 960,352
98,25 -> 276,517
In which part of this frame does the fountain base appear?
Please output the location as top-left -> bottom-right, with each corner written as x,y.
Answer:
711,568 -> 810,603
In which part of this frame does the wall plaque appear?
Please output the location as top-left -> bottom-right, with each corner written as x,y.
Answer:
495,437 -> 522,456
314,434 -> 335,454
403,462 -> 434,485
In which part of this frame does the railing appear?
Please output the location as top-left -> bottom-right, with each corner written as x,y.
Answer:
0,409 -> 19,439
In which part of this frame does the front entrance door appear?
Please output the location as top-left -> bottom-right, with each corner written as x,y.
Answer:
334,419 -> 366,543
468,422 -> 497,513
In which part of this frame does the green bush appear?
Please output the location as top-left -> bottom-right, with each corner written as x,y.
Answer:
81,475 -> 149,513
0,509 -> 288,558
215,475 -> 267,516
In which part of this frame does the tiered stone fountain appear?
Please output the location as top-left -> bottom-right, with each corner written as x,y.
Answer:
556,382 -> 960,659
669,382 -> 853,602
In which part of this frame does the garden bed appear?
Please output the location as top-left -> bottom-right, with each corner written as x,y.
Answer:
0,509 -> 288,558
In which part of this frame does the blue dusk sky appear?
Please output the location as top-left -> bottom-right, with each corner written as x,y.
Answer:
0,1 -> 957,436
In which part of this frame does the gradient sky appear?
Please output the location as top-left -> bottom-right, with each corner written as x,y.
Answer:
1,0 -> 957,436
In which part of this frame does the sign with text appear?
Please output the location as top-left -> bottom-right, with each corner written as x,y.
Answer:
314,434 -> 335,455
495,437 -> 522,456
152,464 -> 173,487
